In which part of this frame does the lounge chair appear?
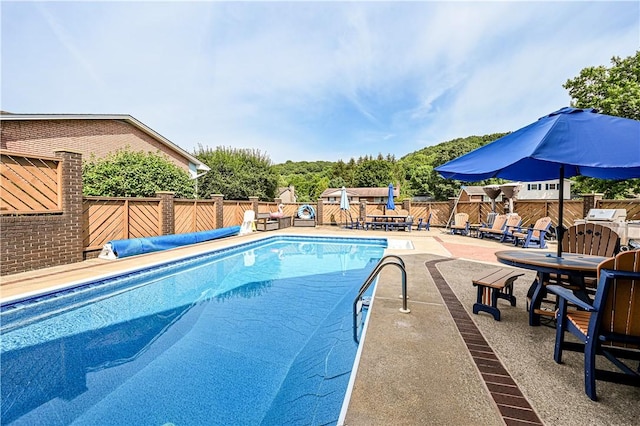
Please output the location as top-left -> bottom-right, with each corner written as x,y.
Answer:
477,214 -> 507,239
239,210 -> 256,235
499,215 -> 523,243
512,217 -> 552,248
482,212 -> 499,228
548,250 -> 640,400
450,213 -> 469,236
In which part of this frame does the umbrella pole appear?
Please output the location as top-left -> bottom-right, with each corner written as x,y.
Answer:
556,165 -> 565,257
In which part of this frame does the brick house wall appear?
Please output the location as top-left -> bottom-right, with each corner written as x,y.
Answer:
1,118 -> 191,171
0,150 -> 84,275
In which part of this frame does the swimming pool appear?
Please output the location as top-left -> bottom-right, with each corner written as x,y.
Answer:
0,236 -> 387,425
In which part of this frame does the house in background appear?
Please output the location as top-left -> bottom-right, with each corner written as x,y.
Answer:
459,186 -> 502,202
517,179 -> 573,200
277,185 -> 296,203
0,112 -> 209,175
320,186 -> 400,204
460,180 -> 572,202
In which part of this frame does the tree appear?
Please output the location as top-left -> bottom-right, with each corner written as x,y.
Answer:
564,51 -> 640,198
82,148 -> 193,198
564,51 -> 640,120
194,146 -> 279,200
353,158 -> 394,188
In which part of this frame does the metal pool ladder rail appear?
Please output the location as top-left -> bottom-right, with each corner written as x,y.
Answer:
353,255 -> 410,343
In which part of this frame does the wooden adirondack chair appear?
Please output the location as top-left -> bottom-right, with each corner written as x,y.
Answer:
482,212 -> 499,228
562,222 -> 620,256
547,250 -> 640,400
527,223 -> 621,322
499,215 -> 522,243
478,214 -> 507,239
450,213 -> 469,236
513,216 -> 553,248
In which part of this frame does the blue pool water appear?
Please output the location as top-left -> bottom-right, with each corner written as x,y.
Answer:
0,236 -> 386,425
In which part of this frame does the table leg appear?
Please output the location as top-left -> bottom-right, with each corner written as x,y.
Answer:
527,272 -> 547,326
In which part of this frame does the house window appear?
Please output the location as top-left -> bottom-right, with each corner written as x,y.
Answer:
545,183 -> 558,190
328,197 -> 336,202
527,184 -> 542,190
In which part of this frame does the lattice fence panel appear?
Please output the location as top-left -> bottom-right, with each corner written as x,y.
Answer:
281,203 -> 302,219
83,198 -> 126,250
1,151 -> 61,213
598,199 -> 640,221
365,204 -> 386,216
174,201 -> 196,234
222,202 -> 244,227
128,199 -> 161,238
429,202 -> 451,226
323,204 -> 342,225
195,201 -> 216,231
513,201 -> 550,227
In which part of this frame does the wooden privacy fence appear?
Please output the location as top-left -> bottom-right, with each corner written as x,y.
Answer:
174,199 -> 216,234
84,197 -> 227,251
83,197 -> 162,251
222,201 -> 253,227
4,147 -> 640,277
0,151 -> 62,214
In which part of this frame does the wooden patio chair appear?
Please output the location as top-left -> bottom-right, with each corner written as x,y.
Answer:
562,222 -> 621,257
547,250 -> 640,400
529,223 -> 621,322
499,214 -> 522,243
478,214 -> 507,239
450,213 -> 469,236
512,216 -> 553,248
482,212 -> 499,228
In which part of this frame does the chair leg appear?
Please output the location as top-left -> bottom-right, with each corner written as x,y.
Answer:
584,336 -> 598,401
554,298 -> 569,364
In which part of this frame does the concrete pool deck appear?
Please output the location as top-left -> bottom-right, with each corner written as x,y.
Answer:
1,226 -> 639,425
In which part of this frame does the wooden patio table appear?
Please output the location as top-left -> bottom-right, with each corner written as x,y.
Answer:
495,250 -> 610,326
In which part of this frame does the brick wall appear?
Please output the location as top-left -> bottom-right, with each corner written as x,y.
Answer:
0,150 -> 84,275
0,119 -> 191,171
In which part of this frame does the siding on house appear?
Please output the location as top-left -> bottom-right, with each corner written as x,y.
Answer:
0,114 -> 207,173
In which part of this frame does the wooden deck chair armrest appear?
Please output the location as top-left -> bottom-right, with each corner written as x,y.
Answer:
546,285 -> 595,311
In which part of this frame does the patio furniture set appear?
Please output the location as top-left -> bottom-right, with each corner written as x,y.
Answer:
470,222 -> 639,401
451,212 -> 553,249
345,211 -> 431,232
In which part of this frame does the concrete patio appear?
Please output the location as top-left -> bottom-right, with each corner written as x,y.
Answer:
1,226 -> 639,425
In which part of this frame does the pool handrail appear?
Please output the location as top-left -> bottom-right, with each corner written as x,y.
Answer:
353,254 -> 409,343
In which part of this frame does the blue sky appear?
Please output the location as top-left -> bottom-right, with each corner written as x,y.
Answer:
2,1 -> 638,164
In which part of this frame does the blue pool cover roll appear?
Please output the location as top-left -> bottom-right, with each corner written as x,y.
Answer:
108,226 -> 241,258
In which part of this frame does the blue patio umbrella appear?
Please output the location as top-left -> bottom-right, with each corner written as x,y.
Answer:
386,183 -> 395,211
435,107 -> 640,256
